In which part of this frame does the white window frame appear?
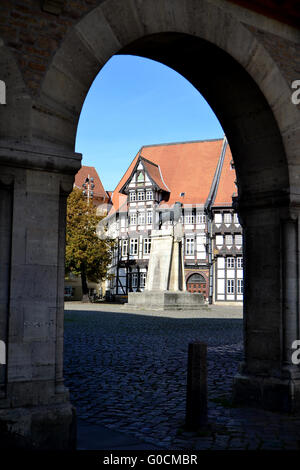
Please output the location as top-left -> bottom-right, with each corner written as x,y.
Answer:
147,211 -> 153,224
140,272 -> 147,287
185,213 -> 195,224
144,238 -> 151,254
227,257 -> 235,268
197,213 -> 206,224
215,235 -> 224,245
130,238 -> 138,255
225,234 -> 233,245
235,234 -> 242,246
237,257 -> 243,268
137,191 -> 145,201
138,212 -> 145,225
224,213 -> 232,224
234,213 -> 240,224
227,279 -> 235,294
132,272 -> 138,288
129,192 -> 136,202
186,237 -> 195,255
237,279 -> 243,294
214,213 -> 222,224
129,213 -> 137,225
146,190 -> 153,201
122,239 -> 128,256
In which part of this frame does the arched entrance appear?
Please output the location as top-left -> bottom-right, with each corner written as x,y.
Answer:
0,0 -> 299,448
187,273 -> 206,295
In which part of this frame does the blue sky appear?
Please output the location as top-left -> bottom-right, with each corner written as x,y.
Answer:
75,55 -> 223,191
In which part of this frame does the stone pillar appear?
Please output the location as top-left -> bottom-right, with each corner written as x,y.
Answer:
0,142 -> 81,449
169,240 -> 185,291
144,229 -> 174,291
233,194 -> 300,412
0,181 -> 12,398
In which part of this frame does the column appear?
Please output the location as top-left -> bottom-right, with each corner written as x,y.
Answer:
0,143 -> 80,449
0,179 -> 13,399
233,196 -> 300,412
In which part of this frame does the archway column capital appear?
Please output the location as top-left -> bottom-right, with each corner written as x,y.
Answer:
0,140 -> 82,177
232,190 -> 300,228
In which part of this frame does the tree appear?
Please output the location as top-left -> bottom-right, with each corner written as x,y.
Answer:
65,187 -> 114,301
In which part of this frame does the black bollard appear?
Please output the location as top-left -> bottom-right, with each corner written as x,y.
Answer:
185,342 -> 208,431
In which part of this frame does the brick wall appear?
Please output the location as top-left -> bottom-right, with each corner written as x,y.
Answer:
0,0 -> 101,94
245,24 -> 300,85
0,1 -> 298,97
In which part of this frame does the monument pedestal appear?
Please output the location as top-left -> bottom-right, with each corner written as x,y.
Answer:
128,290 -> 206,311
127,224 -> 207,311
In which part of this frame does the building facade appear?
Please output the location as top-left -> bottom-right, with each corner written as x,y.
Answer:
103,138 -> 243,303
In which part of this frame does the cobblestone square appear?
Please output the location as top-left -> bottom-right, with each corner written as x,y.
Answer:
64,303 -> 300,450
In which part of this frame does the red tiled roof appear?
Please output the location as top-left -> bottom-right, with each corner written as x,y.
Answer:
74,166 -> 108,205
141,157 -> 170,192
109,139 -> 236,214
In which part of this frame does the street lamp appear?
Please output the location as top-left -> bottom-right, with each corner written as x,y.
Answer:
82,175 -> 95,203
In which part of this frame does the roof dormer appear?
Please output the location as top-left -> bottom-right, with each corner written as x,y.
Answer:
119,154 -> 170,196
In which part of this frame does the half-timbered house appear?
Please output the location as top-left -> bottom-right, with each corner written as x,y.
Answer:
102,138 -> 243,303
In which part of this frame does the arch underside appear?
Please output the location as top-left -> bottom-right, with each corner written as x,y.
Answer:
119,32 -> 289,200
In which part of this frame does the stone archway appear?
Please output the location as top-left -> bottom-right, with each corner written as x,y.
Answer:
0,0 -> 299,449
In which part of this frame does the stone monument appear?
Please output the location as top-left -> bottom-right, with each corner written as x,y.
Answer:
128,203 -> 206,310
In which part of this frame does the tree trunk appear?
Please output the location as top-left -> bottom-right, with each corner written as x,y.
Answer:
81,263 -> 90,302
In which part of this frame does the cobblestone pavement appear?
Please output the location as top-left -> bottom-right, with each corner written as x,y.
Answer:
64,302 -> 300,450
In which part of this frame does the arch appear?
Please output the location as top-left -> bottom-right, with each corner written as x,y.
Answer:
33,0 -> 300,200
187,273 -> 206,284
186,272 -> 207,295
0,1 -> 300,446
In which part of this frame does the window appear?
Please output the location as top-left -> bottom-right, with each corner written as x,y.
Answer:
129,213 -> 137,225
225,234 -> 233,245
130,238 -> 138,255
197,213 -> 206,224
144,238 -> 151,254
185,213 -> 195,224
132,272 -> 138,288
227,257 -> 235,268
216,235 -> 223,246
235,234 -> 242,246
237,279 -> 243,294
146,190 -> 153,200
138,212 -> 145,224
129,192 -> 136,202
140,272 -> 147,287
122,239 -> 128,256
234,213 -> 240,224
137,191 -> 145,201
237,257 -> 243,268
224,213 -> 232,224
186,237 -> 195,255
147,211 -> 153,224
227,279 -> 235,294
214,213 -> 222,224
